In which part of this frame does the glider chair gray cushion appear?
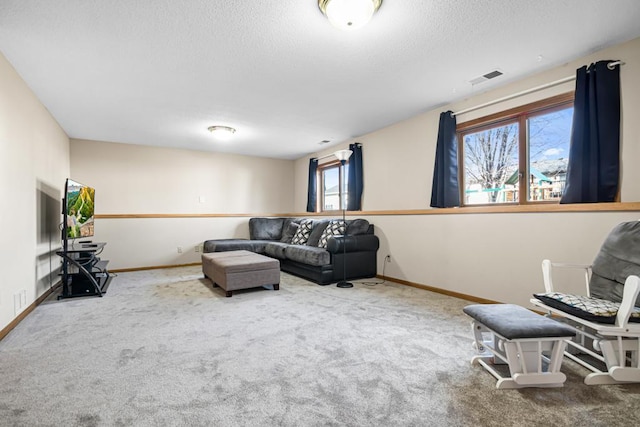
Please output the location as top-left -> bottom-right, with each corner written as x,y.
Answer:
590,220 -> 640,306
463,304 -> 575,340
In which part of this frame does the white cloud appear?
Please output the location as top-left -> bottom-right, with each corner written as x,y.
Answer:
543,148 -> 563,156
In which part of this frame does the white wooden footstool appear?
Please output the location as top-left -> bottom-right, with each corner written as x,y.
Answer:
463,304 -> 576,389
202,250 -> 280,297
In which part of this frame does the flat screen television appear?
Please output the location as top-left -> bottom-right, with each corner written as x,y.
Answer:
63,178 -> 95,241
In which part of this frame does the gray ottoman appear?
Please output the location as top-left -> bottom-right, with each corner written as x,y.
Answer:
202,250 -> 280,297
463,304 -> 575,389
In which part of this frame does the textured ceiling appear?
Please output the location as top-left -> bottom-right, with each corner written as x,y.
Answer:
1,0 -> 639,160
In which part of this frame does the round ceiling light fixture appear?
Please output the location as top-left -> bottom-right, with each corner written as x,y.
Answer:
207,125 -> 236,140
318,0 -> 382,30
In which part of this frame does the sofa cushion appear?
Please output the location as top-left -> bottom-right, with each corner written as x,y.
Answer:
280,221 -> 299,243
203,239 -> 270,254
284,245 -> 331,267
318,220 -> 346,248
346,219 -> 370,235
306,220 -> 330,247
249,218 -> 285,240
291,219 -> 313,245
264,242 -> 289,259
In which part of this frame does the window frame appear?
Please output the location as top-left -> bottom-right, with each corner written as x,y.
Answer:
317,159 -> 348,212
456,92 -> 574,207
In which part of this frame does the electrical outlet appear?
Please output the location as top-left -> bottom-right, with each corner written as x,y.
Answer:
177,246 -> 183,253
194,245 -> 200,253
385,254 -> 391,263
13,290 -> 27,316
14,294 -> 20,316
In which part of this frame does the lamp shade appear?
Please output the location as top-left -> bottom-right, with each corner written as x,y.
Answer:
319,0 -> 382,30
333,149 -> 352,163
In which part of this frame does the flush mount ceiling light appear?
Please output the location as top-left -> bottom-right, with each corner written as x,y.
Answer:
207,126 -> 236,140
318,0 -> 382,30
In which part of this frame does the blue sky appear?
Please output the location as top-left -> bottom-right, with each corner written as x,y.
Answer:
528,107 -> 573,164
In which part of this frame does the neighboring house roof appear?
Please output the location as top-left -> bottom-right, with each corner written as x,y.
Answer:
532,158 -> 568,176
324,184 -> 340,196
505,167 -> 553,186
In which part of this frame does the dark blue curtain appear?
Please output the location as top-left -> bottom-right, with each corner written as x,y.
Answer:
430,111 -> 459,208
347,143 -> 363,211
306,158 -> 318,212
561,61 -> 621,204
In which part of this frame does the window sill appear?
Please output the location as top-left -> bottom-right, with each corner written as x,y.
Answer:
353,202 -> 640,216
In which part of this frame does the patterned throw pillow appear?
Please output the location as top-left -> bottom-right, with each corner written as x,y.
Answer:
317,220 -> 346,249
291,219 -> 313,245
534,292 -> 640,324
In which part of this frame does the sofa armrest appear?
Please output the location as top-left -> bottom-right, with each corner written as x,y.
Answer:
326,234 -> 380,254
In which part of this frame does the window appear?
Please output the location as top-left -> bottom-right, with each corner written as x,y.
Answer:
318,160 -> 349,212
458,93 -> 574,205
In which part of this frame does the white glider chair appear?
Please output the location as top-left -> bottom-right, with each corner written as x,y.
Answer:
530,220 -> 640,385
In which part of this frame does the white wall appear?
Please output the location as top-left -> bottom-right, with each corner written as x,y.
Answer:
0,52 -> 70,331
70,139 -> 295,269
294,37 -> 640,307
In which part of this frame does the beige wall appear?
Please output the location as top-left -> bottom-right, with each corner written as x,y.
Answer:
3,30 -> 636,333
294,37 -> 640,307
0,52 -> 70,331
65,37 -> 640,306
70,139 -> 295,269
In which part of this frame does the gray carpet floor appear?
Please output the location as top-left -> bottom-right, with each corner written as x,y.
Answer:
1,266 -> 639,426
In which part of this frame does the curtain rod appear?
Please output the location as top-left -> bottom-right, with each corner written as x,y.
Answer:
314,143 -> 362,161
315,153 -> 335,161
451,60 -> 625,117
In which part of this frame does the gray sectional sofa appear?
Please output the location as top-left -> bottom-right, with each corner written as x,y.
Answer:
203,217 -> 380,285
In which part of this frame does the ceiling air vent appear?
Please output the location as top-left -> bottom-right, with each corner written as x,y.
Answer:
469,69 -> 504,85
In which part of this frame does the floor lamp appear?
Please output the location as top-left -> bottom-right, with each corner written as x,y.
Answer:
334,149 -> 353,288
